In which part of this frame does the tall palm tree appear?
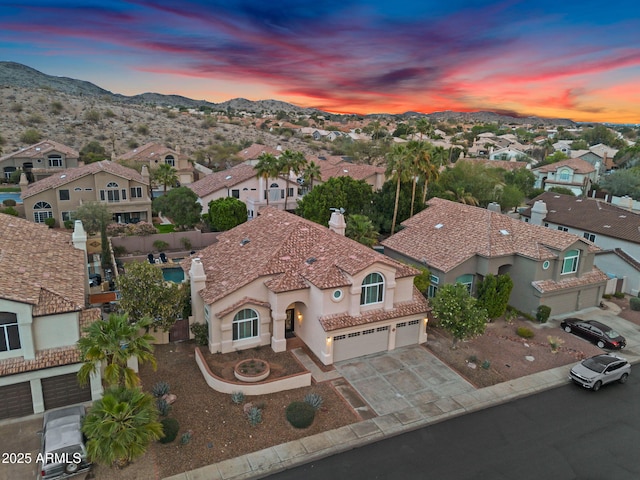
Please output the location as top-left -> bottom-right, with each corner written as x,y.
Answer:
406,141 -> 434,216
385,144 -> 412,235
82,386 -> 163,468
154,163 -> 178,195
77,313 -> 157,389
254,153 -> 279,205
414,118 -> 434,141
278,150 -> 307,210
302,161 -> 322,192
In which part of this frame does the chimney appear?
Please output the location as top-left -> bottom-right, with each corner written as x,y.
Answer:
487,202 -> 501,213
531,200 -> 548,226
328,209 -> 346,236
189,257 -> 207,292
141,165 -> 150,184
72,220 -> 89,305
19,172 -> 29,195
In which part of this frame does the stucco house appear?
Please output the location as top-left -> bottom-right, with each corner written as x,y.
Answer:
20,160 -> 153,226
521,192 -> 640,296
532,157 -> 598,196
118,142 -> 194,185
0,216 -> 102,420
314,155 -> 386,191
186,207 -> 429,365
0,139 -> 79,182
381,197 -> 607,317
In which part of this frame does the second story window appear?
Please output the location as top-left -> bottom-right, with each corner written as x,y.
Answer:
165,155 -> 175,167
0,313 -> 21,353
130,186 -> 143,198
583,232 -> 596,242
100,182 -> 120,203
59,189 -> 70,201
562,249 -> 580,275
48,155 -> 63,167
360,272 -> 384,305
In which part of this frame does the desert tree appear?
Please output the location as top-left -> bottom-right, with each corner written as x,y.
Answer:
431,283 -> 488,348
385,144 -> 412,234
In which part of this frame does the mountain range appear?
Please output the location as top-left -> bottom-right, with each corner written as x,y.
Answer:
0,61 -> 575,126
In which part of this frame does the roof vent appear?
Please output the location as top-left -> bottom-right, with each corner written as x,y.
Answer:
305,257 -> 317,265
435,223 -> 444,229
60,174 -> 66,178
499,229 -> 509,235
603,225 -> 611,228
225,175 -> 232,180
619,215 -> 627,218
240,238 -> 250,246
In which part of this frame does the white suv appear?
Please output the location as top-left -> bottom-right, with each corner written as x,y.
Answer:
569,353 -> 630,391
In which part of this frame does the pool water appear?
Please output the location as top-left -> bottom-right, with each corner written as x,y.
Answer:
0,192 -> 22,204
162,267 -> 185,283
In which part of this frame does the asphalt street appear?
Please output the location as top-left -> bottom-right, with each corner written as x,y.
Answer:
267,374 -> 640,480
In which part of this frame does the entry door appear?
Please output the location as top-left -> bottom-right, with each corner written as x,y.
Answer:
285,308 -> 295,338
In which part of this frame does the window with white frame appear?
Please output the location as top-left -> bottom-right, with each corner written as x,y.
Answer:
428,274 -> 439,298
557,226 -> 568,232
100,182 -> 120,202
0,313 -> 21,353
33,201 -> 53,223
360,272 -> 384,305
583,232 -> 596,242
562,249 -> 579,274
165,155 -> 175,166
232,308 -> 259,341
558,168 -> 571,181
48,155 -> 63,167
61,211 -> 74,222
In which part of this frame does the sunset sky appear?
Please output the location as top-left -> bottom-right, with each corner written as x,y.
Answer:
1,1 -> 639,123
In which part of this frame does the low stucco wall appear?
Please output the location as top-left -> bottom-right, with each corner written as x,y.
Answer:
194,347 -> 312,395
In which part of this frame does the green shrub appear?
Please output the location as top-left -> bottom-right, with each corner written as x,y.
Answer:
112,245 -> 127,256
44,217 -> 56,228
0,206 -> 18,216
602,293 -> 612,299
613,292 -> 625,299
2,198 -> 16,207
180,237 -> 192,250
536,305 -> 551,323
231,391 -> 245,405
630,297 -> 640,311
190,322 -> 208,346
152,381 -> 170,397
156,398 -> 172,416
516,327 -> 534,339
180,430 -> 193,445
153,240 -> 169,251
304,393 -> 324,411
63,220 -> 73,229
246,406 -> 263,426
481,360 -> 491,370
285,401 -> 316,429
159,417 -> 179,443
467,355 -> 478,364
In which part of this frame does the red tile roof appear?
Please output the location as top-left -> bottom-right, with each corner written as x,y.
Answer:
23,160 -> 147,197
188,163 -> 257,197
382,197 -> 598,272
188,208 -> 418,304
533,157 -> 595,174
532,269 -> 608,293
0,214 -> 85,313
0,140 -> 79,162
118,142 -> 182,162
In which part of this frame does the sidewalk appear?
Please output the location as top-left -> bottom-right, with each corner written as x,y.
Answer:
165,305 -> 640,480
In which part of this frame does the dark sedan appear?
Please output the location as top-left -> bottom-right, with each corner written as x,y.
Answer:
560,318 -> 626,349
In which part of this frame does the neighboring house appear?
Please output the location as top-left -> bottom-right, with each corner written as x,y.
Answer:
118,142 -> 194,185
237,144 -> 282,162
458,158 -> 530,172
186,208 -> 429,365
532,157 -> 597,195
381,197 -> 607,317
0,140 -> 79,182
314,155 -> 386,190
20,160 -> 152,226
0,216 -> 103,420
489,146 -> 531,162
521,192 -> 640,295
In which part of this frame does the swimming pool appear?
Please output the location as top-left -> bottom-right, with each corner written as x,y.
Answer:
0,192 -> 22,204
162,267 -> 185,283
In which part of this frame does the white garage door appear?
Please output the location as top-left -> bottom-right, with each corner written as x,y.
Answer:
333,326 -> 389,363
396,319 -> 421,348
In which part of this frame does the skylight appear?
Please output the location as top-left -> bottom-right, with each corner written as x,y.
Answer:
435,223 -> 444,229
499,229 -> 509,235
225,175 -> 232,180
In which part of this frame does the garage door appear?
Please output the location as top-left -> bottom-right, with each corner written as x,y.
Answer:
42,373 -> 91,410
0,382 -> 33,420
396,319 -> 421,348
333,326 -> 389,363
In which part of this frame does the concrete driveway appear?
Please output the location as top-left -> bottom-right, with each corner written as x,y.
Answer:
335,345 -> 475,416
0,415 -> 41,480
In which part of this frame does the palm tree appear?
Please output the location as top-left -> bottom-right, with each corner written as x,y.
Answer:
345,214 -> 379,247
445,187 -> 479,206
278,150 -> 307,210
406,141 -> 434,216
82,386 -> 163,468
154,163 -> 178,195
415,118 -> 434,141
254,153 -> 280,205
385,144 -> 412,235
302,161 -> 322,192
77,313 -> 157,389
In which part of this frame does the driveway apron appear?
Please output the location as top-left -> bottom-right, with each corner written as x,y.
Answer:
335,345 -> 475,416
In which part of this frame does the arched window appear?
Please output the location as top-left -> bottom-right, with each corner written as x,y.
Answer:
101,182 -> 121,202
562,249 -> 579,274
360,273 -> 384,305
233,309 -> 259,340
165,155 -> 175,166
33,202 -> 53,223
558,168 -> 571,182
106,182 -> 119,188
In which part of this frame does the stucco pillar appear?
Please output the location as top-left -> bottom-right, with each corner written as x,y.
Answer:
321,335 -> 333,365
90,369 -> 104,400
189,258 -> 206,327
30,378 -> 44,414
72,220 -> 90,305
271,312 -> 287,352
419,316 -> 429,344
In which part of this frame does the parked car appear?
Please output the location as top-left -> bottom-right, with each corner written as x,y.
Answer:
38,405 -> 92,480
560,318 -> 626,349
569,353 -> 630,391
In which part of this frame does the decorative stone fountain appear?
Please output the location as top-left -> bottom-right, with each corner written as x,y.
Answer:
233,358 -> 270,382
